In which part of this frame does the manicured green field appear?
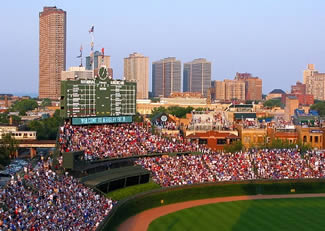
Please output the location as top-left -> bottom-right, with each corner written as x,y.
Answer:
148,197 -> 325,231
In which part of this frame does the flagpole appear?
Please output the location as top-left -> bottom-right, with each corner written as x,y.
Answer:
89,25 -> 95,79
80,45 -> 83,67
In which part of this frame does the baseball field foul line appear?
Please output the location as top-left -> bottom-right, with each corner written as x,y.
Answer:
118,193 -> 325,231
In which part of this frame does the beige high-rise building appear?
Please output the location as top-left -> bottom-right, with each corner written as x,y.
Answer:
124,53 -> 149,99
224,80 -> 245,101
211,79 -> 245,101
183,58 -> 211,97
211,80 -> 226,101
152,57 -> 181,97
304,64 -> 325,100
303,64 -> 315,84
39,6 -> 66,100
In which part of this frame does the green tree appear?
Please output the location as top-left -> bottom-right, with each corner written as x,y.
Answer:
150,106 -> 168,119
27,109 -> 63,140
0,112 -> 9,124
41,98 -> 52,107
263,99 -> 282,108
310,101 -> 325,117
11,99 -> 38,115
133,112 -> 144,122
194,107 -> 207,112
168,106 -> 193,118
150,97 -> 160,103
150,106 -> 194,119
0,134 -> 19,165
246,100 -> 260,104
224,141 -> 243,153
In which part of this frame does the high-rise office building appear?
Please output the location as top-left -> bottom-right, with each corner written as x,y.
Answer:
235,73 -> 262,101
86,51 -> 113,78
183,58 -> 211,97
152,57 -> 181,97
39,6 -> 66,100
86,51 -> 111,70
124,52 -> 149,99
304,64 -> 325,100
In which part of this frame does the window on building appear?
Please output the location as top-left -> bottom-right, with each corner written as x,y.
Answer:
310,136 -> 313,142
258,136 -> 264,143
303,136 -> 307,142
217,139 -> 226,144
199,139 -> 207,144
315,136 -> 319,143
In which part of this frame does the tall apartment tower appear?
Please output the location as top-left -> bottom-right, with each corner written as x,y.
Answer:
303,64 -> 315,84
235,73 -> 262,101
124,53 -> 149,99
152,57 -> 181,97
183,58 -> 211,97
304,64 -> 325,100
211,80 -> 226,101
224,79 -> 245,101
39,6 -> 66,100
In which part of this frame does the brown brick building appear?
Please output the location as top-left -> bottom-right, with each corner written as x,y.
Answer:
235,73 -> 262,101
39,6 -> 66,100
291,81 -> 306,95
186,131 -> 239,151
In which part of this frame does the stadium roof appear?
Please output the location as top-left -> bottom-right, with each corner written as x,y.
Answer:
81,166 -> 150,187
229,104 -> 253,108
269,89 -> 286,94
234,112 -> 257,119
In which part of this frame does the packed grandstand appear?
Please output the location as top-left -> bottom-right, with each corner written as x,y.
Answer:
1,121 -> 325,230
0,159 -> 113,230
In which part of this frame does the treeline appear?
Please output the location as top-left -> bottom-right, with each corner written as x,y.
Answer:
26,110 -> 63,140
150,106 -> 209,119
224,139 -> 312,153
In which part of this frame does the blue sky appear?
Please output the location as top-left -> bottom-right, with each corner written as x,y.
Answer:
1,0 -> 325,95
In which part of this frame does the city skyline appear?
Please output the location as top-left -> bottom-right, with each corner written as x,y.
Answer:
1,0 -> 325,95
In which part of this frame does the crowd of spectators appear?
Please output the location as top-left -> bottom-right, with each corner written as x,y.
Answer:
59,122 -> 203,160
154,121 -> 178,130
0,160 -> 113,230
274,116 -> 292,128
241,119 -> 266,129
187,111 -> 233,131
136,149 -> 325,187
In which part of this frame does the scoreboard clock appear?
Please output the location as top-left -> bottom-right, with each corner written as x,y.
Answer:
99,66 -> 108,80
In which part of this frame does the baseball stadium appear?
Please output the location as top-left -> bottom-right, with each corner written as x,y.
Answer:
60,113 -> 325,231
2,76 -> 325,230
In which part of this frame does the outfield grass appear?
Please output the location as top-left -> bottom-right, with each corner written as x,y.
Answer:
102,179 -> 325,230
149,197 -> 325,231
106,182 -> 160,201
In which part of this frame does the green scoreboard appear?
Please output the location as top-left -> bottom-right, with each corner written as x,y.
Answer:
60,76 -> 136,118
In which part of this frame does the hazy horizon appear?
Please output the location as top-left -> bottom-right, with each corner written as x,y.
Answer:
1,0 -> 325,96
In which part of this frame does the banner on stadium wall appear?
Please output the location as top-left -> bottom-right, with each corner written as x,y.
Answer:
72,115 -> 133,125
